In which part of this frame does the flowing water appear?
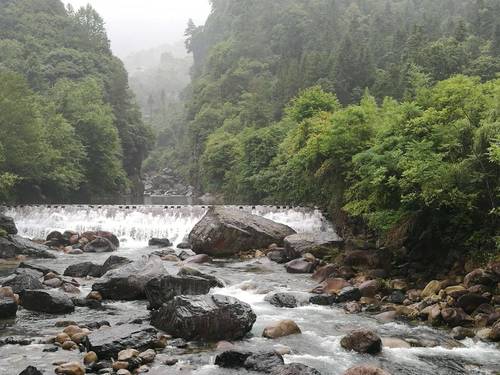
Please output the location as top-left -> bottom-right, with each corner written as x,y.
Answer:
0,205 -> 499,375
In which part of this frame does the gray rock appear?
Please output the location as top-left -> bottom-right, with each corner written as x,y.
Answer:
19,366 -> 43,375
0,235 -> 55,259
340,329 -> 382,354
148,238 -> 172,247
92,255 -> 167,300
84,324 -> 158,359
151,294 -> 256,341
0,297 -> 17,319
337,286 -> 361,302
145,275 -> 214,309
64,262 -> 102,278
265,293 -> 298,308
100,255 -> 131,276
271,363 -> 322,375
244,351 -> 284,372
0,214 -> 17,234
84,237 -> 116,253
284,232 -> 343,258
17,262 -> 57,276
188,207 -> 295,256
177,267 -> 224,288
285,259 -> 315,274
2,273 -> 43,294
21,289 -> 74,314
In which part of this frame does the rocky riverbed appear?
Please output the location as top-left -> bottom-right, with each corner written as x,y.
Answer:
0,206 -> 499,375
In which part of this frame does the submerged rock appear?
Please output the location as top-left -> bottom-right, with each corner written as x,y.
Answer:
340,329 -> 382,354
145,275 -> 214,309
92,255 -> 167,300
188,206 -> 295,256
21,289 -> 75,314
84,324 -> 158,359
151,294 -> 256,341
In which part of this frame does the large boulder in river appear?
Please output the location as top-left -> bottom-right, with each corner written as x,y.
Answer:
21,289 -> 75,314
92,255 -> 167,300
145,275 -> 214,309
284,232 -> 343,258
188,207 -> 296,256
0,235 -> 55,259
0,214 -> 17,234
151,294 -> 256,341
84,324 -> 158,359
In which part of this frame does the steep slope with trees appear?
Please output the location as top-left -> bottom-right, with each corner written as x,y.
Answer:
0,0 -> 153,202
161,0 -> 499,262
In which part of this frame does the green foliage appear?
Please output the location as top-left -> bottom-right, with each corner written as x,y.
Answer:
0,0 -> 152,202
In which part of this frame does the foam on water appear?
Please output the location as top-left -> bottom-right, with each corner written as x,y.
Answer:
4,205 -> 333,246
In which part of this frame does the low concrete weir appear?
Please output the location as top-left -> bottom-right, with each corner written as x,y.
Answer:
4,205 -> 334,246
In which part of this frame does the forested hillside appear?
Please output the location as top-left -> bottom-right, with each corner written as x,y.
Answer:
157,0 -> 500,259
0,0 -> 153,203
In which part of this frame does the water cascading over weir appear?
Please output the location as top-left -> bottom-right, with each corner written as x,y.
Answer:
2,205 -> 335,247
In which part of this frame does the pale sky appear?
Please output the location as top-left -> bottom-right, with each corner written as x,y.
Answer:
66,0 -> 211,58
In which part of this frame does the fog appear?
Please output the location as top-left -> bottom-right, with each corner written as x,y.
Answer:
66,0 -> 211,58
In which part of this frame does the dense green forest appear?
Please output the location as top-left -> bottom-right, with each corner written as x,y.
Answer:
146,0 -> 499,259
0,0 -> 153,203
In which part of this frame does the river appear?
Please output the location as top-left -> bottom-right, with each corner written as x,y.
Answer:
0,205 -> 499,374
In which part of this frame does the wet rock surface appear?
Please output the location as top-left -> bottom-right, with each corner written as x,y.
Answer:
145,274 -> 214,309
0,235 -> 55,259
188,206 -> 296,256
84,324 -> 158,359
284,232 -> 343,258
21,289 -> 75,314
151,294 -> 256,341
92,255 -> 167,300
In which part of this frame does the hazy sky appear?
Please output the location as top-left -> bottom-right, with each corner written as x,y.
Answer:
66,0 -> 211,58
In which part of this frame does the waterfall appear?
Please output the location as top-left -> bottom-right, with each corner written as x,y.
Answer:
4,205 -> 334,247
